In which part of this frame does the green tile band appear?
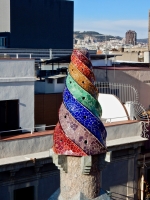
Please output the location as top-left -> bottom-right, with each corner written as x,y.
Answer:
69,62 -> 98,98
66,74 -> 102,118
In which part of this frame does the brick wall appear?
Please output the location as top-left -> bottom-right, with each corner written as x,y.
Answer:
35,93 -> 62,129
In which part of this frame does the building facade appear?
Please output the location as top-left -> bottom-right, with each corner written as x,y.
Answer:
125,30 -> 137,45
0,0 -> 73,49
0,57 -> 150,199
0,59 -> 35,134
0,58 -> 60,200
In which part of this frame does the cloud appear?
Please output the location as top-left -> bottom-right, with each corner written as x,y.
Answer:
74,19 -> 148,39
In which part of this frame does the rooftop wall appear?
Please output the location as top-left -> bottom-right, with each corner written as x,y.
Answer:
115,52 -> 139,62
0,59 -> 34,78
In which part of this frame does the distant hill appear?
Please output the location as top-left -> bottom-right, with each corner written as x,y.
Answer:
74,31 -> 148,43
137,38 -> 148,43
74,31 -> 122,41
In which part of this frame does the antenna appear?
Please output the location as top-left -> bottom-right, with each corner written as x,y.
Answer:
148,10 -> 150,51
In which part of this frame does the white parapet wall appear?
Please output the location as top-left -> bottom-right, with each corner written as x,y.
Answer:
0,59 -> 35,132
35,75 -> 66,94
91,59 -> 112,66
144,51 -> 150,63
98,93 -> 128,123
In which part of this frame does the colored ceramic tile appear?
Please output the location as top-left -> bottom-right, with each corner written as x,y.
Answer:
63,87 -> 107,147
77,48 -> 90,59
69,62 -> 98,98
71,54 -> 95,83
66,74 -> 102,118
53,48 -> 107,156
53,122 -> 87,156
59,103 -> 106,155
72,49 -> 92,69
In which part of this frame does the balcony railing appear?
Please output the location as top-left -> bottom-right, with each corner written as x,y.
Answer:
95,81 -> 149,138
0,125 -> 56,138
95,82 -> 138,103
0,48 -> 96,63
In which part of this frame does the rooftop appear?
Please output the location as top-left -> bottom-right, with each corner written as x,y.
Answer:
41,54 -> 122,65
0,120 -> 147,167
93,66 -> 150,70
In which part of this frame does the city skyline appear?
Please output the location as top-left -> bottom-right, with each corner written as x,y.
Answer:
74,0 -> 149,39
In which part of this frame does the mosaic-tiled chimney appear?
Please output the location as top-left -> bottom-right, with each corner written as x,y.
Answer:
50,49 -> 109,200
53,49 -> 107,156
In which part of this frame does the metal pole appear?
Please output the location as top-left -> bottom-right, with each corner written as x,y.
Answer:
40,63 -> 41,81
49,49 -> 52,59
105,35 -> 108,81
113,55 -> 116,79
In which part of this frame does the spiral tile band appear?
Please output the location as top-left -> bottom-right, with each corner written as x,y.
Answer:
72,49 -> 92,69
53,49 -> 107,156
59,103 -> 106,155
66,74 -> 102,118
54,122 -> 86,156
69,62 -> 98,98
71,54 -> 95,83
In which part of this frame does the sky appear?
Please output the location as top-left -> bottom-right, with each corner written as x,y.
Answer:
74,0 -> 150,39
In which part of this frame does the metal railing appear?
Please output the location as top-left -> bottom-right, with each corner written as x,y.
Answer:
0,48 -> 97,63
95,82 -> 138,103
102,116 -> 129,123
95,82 -> 150,138
0,125 -> 56,138
0,82 -> 149,138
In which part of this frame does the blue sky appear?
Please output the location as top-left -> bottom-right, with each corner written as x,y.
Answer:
74,0 -> 150,38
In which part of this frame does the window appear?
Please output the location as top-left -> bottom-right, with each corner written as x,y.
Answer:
14,186 -> 34,200
0,100 -> 19,135
0,37 -> 6,47
57,77 -> 65,84
48,79 -> 53,84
